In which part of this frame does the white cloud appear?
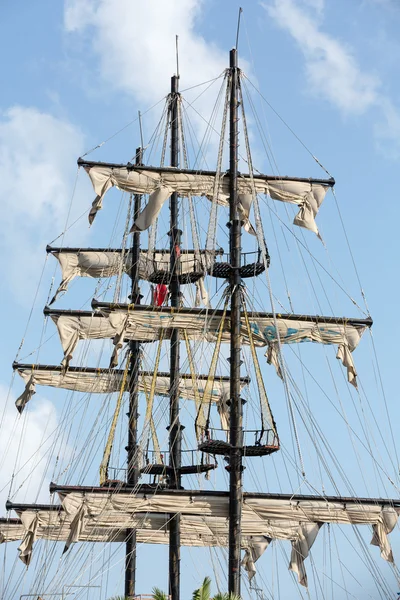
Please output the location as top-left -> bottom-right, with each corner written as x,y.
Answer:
63,0 -> 241,164
265,0 -> 400,157
302,0 -> 324,13
265,0 -> 379,115
0,106 -> 86,301
64,0 -> 227,105
374,97 -> 400,159
0,385 -> 59,509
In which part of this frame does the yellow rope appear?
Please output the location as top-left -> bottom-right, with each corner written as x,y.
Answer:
99,358 -> 130,486
141,333 -> 164,463
242,293 -> 278,438
195,294 -> 229,437
183,331 -> 204,441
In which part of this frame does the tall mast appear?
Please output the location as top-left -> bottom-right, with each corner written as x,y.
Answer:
228,47 -> 243,597
125,147 -> 143,599
168,74 -> 182,600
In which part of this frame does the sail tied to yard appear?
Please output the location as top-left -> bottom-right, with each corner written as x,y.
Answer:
45,306 -> 372,387
13,364 -> 249,414
2,45 -> 388,600
47,248 -> 218,305
0,509 -> 281,582
5,491 -> 398,587
79,161 -> 334,237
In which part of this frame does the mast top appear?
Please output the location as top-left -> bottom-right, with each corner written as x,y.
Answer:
171,74 -> 179,93
230,47 -> 238,69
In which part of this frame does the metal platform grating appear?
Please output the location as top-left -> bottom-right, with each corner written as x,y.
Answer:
148,270 -> 205,284
208,262 -> 265,279
140,462 -> 217,476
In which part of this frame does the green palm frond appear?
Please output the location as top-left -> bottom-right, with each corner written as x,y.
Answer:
213,593 -> 241,600
152,586 -> 168,600
192,576 -> 212,600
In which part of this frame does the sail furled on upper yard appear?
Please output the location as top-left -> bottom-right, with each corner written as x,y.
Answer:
13,364 -> 248,413
79,161 -> 334,236
47,248 -> 216,305
39,488 -> 399,587
46,306 -> 372,387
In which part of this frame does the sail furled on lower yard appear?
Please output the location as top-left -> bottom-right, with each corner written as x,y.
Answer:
5,493 -> 398,584
0,509 -> 277,581
30,488 -> 398,587
45,305 -> 372,386
13,364 -> 248,413
79,160 -> 334,236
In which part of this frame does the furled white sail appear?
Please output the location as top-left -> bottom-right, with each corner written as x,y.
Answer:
4,492 -> 397,585
51,489 -> 399,586
49,249 -> 214,305
48,308 -> 371,386
1,510 -> 272,579
0,519 -> 24,544
83,164 -> 332,236
14,365 -> 246,413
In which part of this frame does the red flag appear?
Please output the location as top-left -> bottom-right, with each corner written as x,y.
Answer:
153,284 -> 168,306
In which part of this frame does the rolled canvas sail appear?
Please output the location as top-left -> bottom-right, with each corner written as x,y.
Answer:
46,489 -> 398,586
5,493 -> 397,584
47,307 -> 371,386
48,249 -> 215,304
14,364 -> 248,413
0,510 -> 268,582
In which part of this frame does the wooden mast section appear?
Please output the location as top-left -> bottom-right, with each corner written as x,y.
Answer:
228,47 -> 243,597
169,73 -> 183,600
125,147 -> 143,599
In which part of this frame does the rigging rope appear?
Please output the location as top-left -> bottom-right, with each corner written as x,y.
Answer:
242,73 -> 333,178
241,290 -> 278,439
239,71 -> 306,478
139,334 -> 164,465
99,356 -> 130,486
206,71 -> 230,253
114,193 -> 133,302
200,294 -> 230,436
183,330 -> 205,442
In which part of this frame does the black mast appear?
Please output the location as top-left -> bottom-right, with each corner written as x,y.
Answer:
228,47 -> 243,597
168,74 -> 182,600
125,147 -> 143,599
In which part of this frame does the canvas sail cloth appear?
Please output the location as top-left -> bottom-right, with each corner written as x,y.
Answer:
48,249 -> 213,306
51,489 -> 399,587
82,163 -> 333,236
1,510 -> 271,579
0,519 -> 25,543
13,364 -> 247,414
48,307 -> 371,386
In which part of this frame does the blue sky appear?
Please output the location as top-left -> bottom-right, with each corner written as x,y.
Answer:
1,0 -> 400,598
